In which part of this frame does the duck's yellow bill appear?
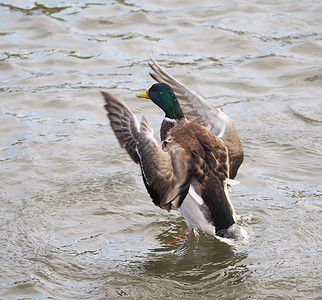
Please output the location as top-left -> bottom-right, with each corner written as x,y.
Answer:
136,90 -> 150,99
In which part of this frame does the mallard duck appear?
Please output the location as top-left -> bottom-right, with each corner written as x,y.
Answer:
102,59 -> 245,241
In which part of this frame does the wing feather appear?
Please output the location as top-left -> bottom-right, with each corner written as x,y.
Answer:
102,91 -> 140,163
102,91 -> 191,210
137,116 -> 191,210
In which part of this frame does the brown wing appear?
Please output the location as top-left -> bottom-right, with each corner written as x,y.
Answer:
136,116 -> 191,211
102,91 -> 191,211
148,59 -> 243,179
102,91 -> 140,163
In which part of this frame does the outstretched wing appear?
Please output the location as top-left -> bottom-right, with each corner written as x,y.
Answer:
102,91 -> 191,210
148,59 -> 243,179
102,91 -> 140,163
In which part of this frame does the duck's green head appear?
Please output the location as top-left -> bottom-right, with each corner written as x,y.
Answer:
136,83 -> 184,120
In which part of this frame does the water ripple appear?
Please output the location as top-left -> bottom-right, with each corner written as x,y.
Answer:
1,0 -> 322,299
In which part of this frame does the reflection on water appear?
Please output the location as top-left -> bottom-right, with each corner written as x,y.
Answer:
144,234 -> 248,281
1,0 -> 322,299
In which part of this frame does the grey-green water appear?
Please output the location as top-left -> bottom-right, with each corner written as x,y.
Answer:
0,1 -> 321,299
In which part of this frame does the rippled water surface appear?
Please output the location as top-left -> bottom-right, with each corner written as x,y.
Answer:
1,0 -> 321,299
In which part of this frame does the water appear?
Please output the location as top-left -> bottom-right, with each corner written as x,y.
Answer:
0,0 -> 321,299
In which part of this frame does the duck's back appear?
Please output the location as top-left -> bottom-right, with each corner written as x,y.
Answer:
163,119 -> 229,180
163,119 -> 236,232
